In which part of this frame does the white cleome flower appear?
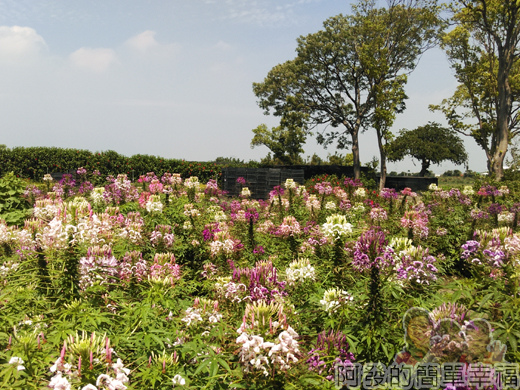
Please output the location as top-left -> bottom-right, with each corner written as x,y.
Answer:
172,374 -> 186,386
8,356 -> 25,371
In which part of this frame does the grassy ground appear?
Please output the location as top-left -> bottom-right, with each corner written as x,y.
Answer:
437,175 -> 475,189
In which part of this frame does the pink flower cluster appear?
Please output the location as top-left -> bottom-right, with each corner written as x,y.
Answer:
150,224 -> 175,249
352,229 -> 395,271
79,246 -> 119,291
236,310 -> 300,376
103,174 -> 139,205
149,253 -> 181,286
400,210 -> 429,239
396,246 -> 438,284
231,260 -> 287,303
275,216 -> 301,237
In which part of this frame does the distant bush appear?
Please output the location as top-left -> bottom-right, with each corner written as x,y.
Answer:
442,169 -> 463,177
0,147 -> 221,182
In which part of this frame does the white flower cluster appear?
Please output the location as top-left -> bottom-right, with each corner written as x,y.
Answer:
206,205 -> 227,222
241,187 -> 251,198
49,356 -> 130,390
79,250 -> 119,291
145,195 -> 163,213
0,222 -> 16,247
351,203 -> 366,214
209,238 -> 235,256
117,221 -> 143,246
369,207 -> 388,222
0,260 -> 19,278
321,214 -> 353,241
180,306 -> 223,327
324,201 -> 336,210
498,212 -> 515,225
306,195 -> 321,211
172,374 -> 186,386
236,326 -> 299,376
90,187 -> 106,206
68,197 -> 91,218
214,210 -> 228,222
498,186 -> 510,196
285,258 -> 315,286
181,307 -> 203,326
389,237 -> 414,254
209,231 -> 236,257
462,185 -> 474,196
284,178 -> 298,189
35,217 -> 69,252
97,359 -> 131,389
34,198 -> 62,220
8,356 -> 25,371
319,288 -> 353,315
428,183 -> 439,191
353,187 -> 367,197
183,203 -> 201,218
270,196 -> 290,210
184,176 -> 200,189
214,277 -> 248,303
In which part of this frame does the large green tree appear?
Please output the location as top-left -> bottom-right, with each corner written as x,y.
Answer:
388,122 -> 468,176
250,122 -> 307,165
432,0 -> 520,180
253,0 -> 441,180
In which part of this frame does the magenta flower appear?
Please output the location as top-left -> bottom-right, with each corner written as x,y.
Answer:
352,229 -> 395,271
307,330 -> 355,380
344,177 -> 363,188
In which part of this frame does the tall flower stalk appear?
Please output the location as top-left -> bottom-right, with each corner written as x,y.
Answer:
352,228 -> 394,323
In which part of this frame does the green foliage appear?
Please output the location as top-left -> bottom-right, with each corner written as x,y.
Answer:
431,0 -> 520,180
326,152 -> 354,166
388,122 -> 468,176
0,172 -> 32,226
213,157 -> 245,166
1,168 -> 520,387
251,120 -> 308,166
253,0 -> 441,179
0,146 -> 221,183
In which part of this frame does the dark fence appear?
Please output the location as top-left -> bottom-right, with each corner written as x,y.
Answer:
222,165 -> 375,199
382,176 -> 438,192
287,165 -> 373,180
222,168 -> 305,199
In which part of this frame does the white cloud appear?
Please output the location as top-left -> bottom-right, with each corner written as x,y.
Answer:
210,0 -> 323,26
213,40 -> 232,51
124,30 -> 160,52
68,47 -> 118,73
123,30 -> 181,61
0,25 -> 47,61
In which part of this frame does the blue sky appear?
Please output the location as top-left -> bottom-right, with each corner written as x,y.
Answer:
0,0 -> 489,174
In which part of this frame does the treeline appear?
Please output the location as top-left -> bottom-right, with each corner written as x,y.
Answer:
0,147 -> 221,182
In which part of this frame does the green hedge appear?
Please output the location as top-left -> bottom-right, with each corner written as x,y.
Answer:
0,147 -> 221,182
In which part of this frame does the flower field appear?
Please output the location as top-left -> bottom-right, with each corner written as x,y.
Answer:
1,170 -> 520,389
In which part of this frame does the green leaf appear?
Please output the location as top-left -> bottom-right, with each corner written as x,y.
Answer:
451,289 -> 462,302
217,358 -> 231,373
209,359 -> 219,377
193,358 -> 211,376
478,292 -> 494,309
509,334 -> 518,352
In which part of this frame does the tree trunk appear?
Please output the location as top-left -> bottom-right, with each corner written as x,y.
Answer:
491,51 -> 513,181
420,159 -> 430,177
352,127 -> 361,180
376,127 -> 387,192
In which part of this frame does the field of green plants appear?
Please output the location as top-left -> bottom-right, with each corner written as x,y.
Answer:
0,169 -> 519,389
